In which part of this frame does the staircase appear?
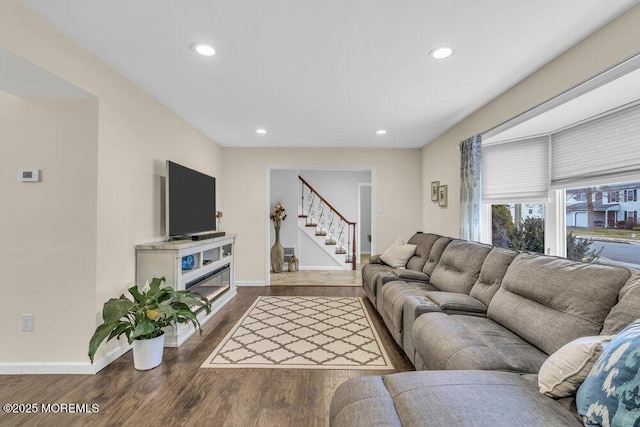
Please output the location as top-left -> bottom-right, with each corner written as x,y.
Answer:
298,176 -> 357,270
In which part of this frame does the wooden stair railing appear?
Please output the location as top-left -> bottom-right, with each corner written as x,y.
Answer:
299,175 -> 357,270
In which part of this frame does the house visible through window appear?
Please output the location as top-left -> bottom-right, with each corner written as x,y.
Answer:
565,180 -> 640,270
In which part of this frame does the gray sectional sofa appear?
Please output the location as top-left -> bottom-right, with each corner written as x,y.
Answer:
330,232 -> 640,426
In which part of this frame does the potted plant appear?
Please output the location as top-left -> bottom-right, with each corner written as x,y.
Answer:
88,277 -> 211,370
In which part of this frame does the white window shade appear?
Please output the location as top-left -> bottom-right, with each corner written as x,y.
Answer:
551,103 -> 640,188
483,136 -> 550,203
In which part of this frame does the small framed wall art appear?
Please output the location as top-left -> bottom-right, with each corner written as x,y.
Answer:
438,184 -> 448,207
431,181 -> 440,202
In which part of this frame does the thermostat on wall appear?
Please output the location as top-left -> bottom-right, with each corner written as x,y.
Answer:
18,169 -> 40,182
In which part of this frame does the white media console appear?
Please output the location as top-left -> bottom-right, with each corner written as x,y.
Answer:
135,234 -> 237,347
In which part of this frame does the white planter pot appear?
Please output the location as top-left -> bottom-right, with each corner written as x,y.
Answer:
132,333 -> 165,370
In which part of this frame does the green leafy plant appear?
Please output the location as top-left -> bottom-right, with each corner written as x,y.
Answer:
567,231 -> 603,263
88,277 -> 211,363
508,217 -> 545,254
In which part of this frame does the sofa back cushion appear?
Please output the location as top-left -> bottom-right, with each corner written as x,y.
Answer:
429,240 -> 493,294
422,237 -> 453,276
601,274 -> 640,335
469,247 -> 520,307
406,233 -> 442,272
487,253 -> 633,355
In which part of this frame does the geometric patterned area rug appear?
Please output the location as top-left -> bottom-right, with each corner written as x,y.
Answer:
201,296 -> 394,370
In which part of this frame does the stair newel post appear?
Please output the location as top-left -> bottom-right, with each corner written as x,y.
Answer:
351,222 -> 357,270
300,181 -> 304,216
345,223 -> 351,263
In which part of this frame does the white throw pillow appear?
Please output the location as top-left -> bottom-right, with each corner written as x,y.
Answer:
380,236 -> 417,268
538,335 -> 612,398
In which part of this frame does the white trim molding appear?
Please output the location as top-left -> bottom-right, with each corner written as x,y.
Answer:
0,341 -> 131,375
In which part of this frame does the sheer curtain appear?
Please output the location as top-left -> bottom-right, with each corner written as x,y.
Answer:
460,134 -> 482,241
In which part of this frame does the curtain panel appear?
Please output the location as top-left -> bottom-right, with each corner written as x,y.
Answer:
460,134 -> 482,241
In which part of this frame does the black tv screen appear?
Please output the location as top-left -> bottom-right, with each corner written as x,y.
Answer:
166,161 -> 216,237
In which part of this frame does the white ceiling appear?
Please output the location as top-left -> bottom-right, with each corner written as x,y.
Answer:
19,0 -> 639,148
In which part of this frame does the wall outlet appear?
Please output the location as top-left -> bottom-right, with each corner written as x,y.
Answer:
21,314 -> 34,332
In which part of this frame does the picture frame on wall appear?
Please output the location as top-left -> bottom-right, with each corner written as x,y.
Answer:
438,185 -> 448,207
431,181 -> 440,202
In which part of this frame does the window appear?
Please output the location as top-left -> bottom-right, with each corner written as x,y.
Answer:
492,203 -> 545,254
565,180 -> 640,270
482,57 -> 640,268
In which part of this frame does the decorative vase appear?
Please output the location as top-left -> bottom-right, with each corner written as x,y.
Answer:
271,227 -> 284,273
132,333 -> 165,370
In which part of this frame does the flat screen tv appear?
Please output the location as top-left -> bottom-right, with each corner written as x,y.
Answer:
166,161 -> 216,237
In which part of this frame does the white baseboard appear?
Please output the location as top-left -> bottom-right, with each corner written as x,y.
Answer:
93,342 -> 132,373
0,340 -> 133,375
299,266 -> 345,271
0,361 -> 97,375
236,281 -> 267,286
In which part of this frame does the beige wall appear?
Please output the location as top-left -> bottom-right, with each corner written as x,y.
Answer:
422,4 -> 640,237
0,2 -> 222,369
222,148 -> 422,283
0,93 -> 98,363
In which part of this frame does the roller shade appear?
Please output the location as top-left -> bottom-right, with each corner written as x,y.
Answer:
483,136 -> 550,203
551,103 -> 640,188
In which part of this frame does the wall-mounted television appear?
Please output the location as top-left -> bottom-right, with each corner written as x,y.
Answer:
166,161 -> 216,238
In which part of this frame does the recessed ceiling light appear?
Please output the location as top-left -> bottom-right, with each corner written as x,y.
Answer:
376,130 -> 387,135
191,43 -> 216,56
256,128 -> 267,134
429,46 -> 453,60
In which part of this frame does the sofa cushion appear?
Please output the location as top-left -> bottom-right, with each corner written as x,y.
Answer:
602,274 -> 640,335
329,375 -> 401,427
429,240 -> 493,294
421,236 -> 452,275
577,319 -> 640,426
385,371 -> 582,427
405,232 -> 441,271
380,236 -> 417,268
413,313 -> 548,373
424,291 -> 488,315
331,370 -> 582,427
469,246 -> 519,307
487,253 -> 633,356
538,335 -> 612,398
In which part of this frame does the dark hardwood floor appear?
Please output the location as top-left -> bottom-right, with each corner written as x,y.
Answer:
0,286 -> 414,427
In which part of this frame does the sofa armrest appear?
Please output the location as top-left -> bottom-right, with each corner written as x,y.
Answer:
369,254 -> 383,264
424,291 -> 487,315
391,269 -> 430,282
